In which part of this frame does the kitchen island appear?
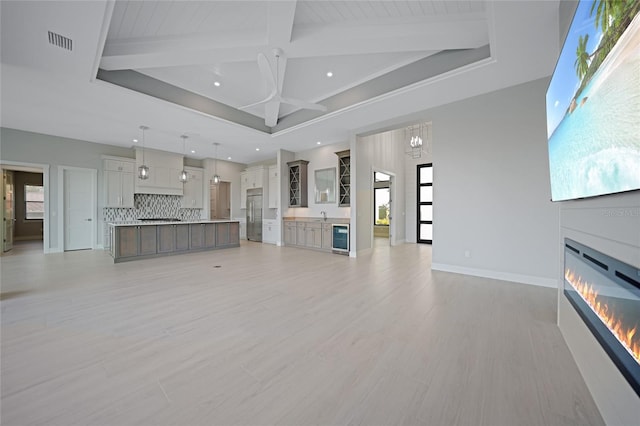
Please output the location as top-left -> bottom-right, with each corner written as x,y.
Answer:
108,220 -> 239,263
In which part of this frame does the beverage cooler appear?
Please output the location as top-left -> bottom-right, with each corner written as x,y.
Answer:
332,224 -> 349,255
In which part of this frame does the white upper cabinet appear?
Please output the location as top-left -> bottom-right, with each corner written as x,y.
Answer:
240,166 -> 268,209
103,156 -> 135,208
135,148 -> 184,195
181,167 -> 204,209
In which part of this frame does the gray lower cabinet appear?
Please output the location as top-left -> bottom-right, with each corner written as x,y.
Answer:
176,224 -> 190,251
322,223 -> 332,250
284,221 -> 296,245
190,223 -> 216,249
158,224 -> 190,253
305,222 -> 322,249
111,221 -> 239,262
115,225 -> 157,259
284,220 -> 339,252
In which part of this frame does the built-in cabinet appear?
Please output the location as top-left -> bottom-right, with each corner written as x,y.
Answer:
181,166 -> 204,208
103,156 -> 135,208
112,225 -> 158,258
110,221 -> 240,262
189,223 -> 216,249
268,165 -> 278,209
287,160 -> 308,207
335,150 -> 351,207
283,219 -> 348,253
263,219 -> 279,244
135,148 -> 184,195
284,221 -> 297,246
240,166 -> 267,209
157,224 -> 190,253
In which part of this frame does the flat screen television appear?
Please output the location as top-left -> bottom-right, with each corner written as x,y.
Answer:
546,0 -> 640,202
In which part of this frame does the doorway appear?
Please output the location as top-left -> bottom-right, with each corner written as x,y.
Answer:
1,163 -> 48,254
3,170 -> 15,252
372,170 -> 395,247
61,167 -> 96,251
210,181 -> 231,219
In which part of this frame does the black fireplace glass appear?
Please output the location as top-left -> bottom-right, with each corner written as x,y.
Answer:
564,238 -> 640,396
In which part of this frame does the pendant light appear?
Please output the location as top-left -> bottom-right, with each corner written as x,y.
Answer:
179,134 -> 189,183
138,125 -> 150,180
212,142 -> 221,185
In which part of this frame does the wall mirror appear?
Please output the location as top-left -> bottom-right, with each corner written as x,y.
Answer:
314,168 -> 336,204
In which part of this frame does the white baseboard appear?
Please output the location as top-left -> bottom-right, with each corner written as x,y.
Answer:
431,262 -> 558,288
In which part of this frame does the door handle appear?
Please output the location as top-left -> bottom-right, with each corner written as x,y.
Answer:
86,218 -> 92,222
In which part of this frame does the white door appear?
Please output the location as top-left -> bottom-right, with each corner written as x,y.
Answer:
3,170 -> 15,252
64,168 -> 95,251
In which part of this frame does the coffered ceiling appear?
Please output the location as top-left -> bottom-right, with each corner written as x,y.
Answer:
0,1 -> 560,164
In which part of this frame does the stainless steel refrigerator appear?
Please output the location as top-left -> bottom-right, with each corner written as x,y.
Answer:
246,188 -> 263,242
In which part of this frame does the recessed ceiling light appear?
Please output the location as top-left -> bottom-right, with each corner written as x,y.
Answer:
227,156 -> 232,160
326,71 -> 333,77
316,141 -> 321,145
256,148 -> 260,151
214,81 -> 221,87
191,150 -> 196,153
133,139 -> 138,143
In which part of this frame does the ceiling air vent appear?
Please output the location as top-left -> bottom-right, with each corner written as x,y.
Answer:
48,31 -> 73,51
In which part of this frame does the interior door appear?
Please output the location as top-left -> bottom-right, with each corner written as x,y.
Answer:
3,170 -> 15,252
210,181 -> 231,219
64,168 -> 95,251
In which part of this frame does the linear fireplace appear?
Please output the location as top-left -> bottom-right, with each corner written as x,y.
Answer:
564,238 -> 640,397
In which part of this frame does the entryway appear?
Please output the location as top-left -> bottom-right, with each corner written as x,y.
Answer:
1,163 -> 48,254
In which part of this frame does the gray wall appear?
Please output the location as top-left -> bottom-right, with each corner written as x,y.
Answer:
429,77 -> 559,286
1,127 -> 134,250
13,171 -> 44,240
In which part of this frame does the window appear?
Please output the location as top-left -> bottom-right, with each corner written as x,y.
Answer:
25,184 -> 44,219
417,164 -> 432,244
374,172 -> 390,226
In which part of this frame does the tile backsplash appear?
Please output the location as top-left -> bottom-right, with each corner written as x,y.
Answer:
104,194 -> 203,222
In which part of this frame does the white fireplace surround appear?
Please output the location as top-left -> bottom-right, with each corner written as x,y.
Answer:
557,191 -> 640,425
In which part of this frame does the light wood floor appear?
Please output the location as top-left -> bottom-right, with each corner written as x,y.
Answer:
1,241 -> 603,425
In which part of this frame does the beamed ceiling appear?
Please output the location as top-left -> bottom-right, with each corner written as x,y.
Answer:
0,1 -> 560,164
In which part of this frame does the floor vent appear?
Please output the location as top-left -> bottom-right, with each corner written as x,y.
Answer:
48,31 -> 73,51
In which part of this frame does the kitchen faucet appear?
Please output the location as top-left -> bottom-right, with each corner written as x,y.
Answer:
321,211 -> 327,221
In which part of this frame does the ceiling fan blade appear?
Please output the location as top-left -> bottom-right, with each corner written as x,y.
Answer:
264,100 -> 280,127
238,92 -> 276,110
280,96 -> 327,112
257,52 -> 276,93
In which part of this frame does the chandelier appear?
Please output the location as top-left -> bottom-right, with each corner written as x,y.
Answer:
405,123 -> 430,159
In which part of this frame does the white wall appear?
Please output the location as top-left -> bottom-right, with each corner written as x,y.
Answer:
429,77 -> 559,287
557,192 -> 640,425
355,128 -> 407,253
1,127 -> 134,250
284,141 -> 351,220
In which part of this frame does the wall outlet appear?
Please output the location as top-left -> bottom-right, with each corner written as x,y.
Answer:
464,250 -> 471,258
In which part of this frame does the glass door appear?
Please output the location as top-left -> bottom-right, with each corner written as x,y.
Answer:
417,163 -> 432,244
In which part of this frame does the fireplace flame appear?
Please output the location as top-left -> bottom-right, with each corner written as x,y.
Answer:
565,269 -> 640,365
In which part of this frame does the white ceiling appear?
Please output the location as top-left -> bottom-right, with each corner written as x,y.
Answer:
0,1 -> 560,164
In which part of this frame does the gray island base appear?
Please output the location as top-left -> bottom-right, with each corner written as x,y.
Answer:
108,220 -> 240,263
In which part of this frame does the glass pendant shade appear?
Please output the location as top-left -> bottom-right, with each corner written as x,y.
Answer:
212,142 -> 221,185
138,164 -> 149,180
179,134 -> 189,183
138,125 -> 150,180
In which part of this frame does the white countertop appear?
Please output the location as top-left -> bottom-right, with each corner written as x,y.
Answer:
108,219 -> 239,227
